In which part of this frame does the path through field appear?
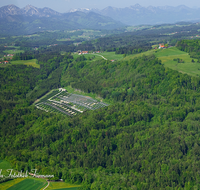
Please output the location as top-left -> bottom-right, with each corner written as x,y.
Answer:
42,180 -> 49,190
92,53 -> 107,60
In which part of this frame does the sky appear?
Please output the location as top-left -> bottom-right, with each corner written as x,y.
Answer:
0,0 -> 199,13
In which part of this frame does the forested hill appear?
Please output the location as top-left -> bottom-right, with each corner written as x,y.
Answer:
1,51 -> 200,189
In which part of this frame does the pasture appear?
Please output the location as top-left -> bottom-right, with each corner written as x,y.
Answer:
155,47 -> 200,77
95,52 -> 124,61
73,51 -> 124,62
124,46 -> 200,77
11,59 -> 40,68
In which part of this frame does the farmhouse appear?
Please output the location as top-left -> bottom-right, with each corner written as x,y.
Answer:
79,51 -> 89,55
159,44 -> 165,49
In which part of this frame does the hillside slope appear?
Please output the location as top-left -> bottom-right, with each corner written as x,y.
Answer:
1,53 -> 200,189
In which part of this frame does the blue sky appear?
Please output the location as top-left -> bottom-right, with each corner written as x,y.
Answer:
0,0 -> 199,12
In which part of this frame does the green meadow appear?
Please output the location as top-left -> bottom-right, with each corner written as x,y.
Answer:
11,59 -> 40,68
155,47 -> 200,77
124,46 -> 200,77
73,52 -> 124,62
96,52 -> 124,61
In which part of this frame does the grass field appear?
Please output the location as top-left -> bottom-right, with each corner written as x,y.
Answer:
46,182 -> 80,190
6,178 -> 47,190
96,52 -> 124,61
0,178 -> 25,190
155,47 -> 200,77
11,59 -> 40,68
124,47 -> 200,77
73,52 -> 124,62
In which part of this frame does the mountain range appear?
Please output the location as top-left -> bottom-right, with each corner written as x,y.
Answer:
69,4 -> 200,25
1,4 -> 200,36
0,5 -> 125,35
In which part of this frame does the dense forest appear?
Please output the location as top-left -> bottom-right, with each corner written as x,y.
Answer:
1,47 -> 200,189
2,22 -> 200,189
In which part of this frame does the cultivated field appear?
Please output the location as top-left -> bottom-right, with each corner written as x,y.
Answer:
6,178 -> 47,190
0,178 -> 25,190
35,89 -> 109,116
11,59 -> 40,68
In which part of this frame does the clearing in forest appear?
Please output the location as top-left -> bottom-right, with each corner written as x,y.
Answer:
35,89 -> 109,116
10,59 -> 40,68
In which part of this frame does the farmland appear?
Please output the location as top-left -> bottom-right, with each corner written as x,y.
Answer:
35,89 -> 109,116
0,178 -> 26,190
6,178 -> 47,190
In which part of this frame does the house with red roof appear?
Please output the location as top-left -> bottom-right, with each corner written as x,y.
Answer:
159,44 -> 165,49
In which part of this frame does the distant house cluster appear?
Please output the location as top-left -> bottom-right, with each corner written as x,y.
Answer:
0,61 -> 9,64
4,54 -> 14,57
79,51 -> 88,55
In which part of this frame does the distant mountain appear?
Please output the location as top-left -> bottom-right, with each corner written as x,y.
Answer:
69,4 -> 200,25
0,4 -> 61,17
22,5 -> 61,17
0,5 -> 125,35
